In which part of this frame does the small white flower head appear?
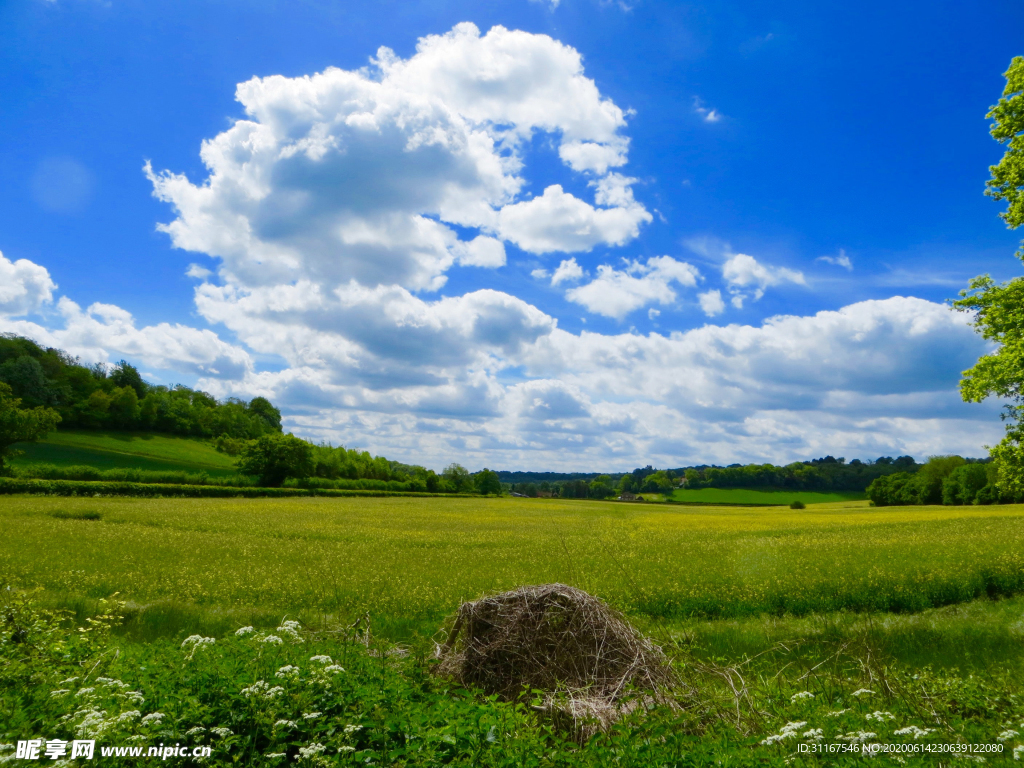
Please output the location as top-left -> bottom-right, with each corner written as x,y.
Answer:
58,677 -> 80,685
760,722 -> 807,745
322,665 -> 345,675
338,746 -> 355,753
998,730 -> 1020,743
50,689 -> 70,697
274,720 -> 297,730
894,726 -> 933,739
210,727 -> 233,738
343,724 -> 363,734
181,635 -> 215,649
296,743 -> 326,759
836,731 -> 877,744
117,710 -> 141,723
140,712 -> 164,725
275,665 -> 300,679
866,711 -> 895,723
121,691 -> 145,705
309,655 -> 332,664
790,691 -> 815,703
75,688 -> 95,697
826,709 -> 849,717
262,635 -> 284,645
266,686 -> 285,698
241,681 -> 269,698
185,727 -> 207,737
266,754 -> 287,760
302,712 -> 322,720
235,626 -> 255,636
803,728 -> 824,742
851,688 -> 875,697
1014,744 -> 1024,761
276,620 -> 304,644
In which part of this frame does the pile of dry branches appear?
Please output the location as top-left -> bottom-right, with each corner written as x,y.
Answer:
434,584 -> 678,735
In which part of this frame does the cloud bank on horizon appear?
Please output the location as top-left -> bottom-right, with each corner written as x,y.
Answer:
0,23 -> 1001,469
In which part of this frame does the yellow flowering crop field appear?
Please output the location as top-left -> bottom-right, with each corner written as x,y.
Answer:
3,494 -> 1023,639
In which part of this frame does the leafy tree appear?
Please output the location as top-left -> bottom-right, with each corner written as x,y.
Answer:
248,397 -> 282,431
0,355 -> 57,408
474,468 -> 502,496
0,382 -> 61,474
237,433 -> 314,486
107,386 -> 141,429
109,360 -> 147,398
954,57 -> 1024,493
441,463 -> 473,493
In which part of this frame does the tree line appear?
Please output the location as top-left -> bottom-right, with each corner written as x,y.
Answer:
866,455 -> 1012,506
0,334 -> 282,439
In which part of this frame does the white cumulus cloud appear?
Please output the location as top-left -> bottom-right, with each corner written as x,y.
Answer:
550,257 -> 584,286
0,252 -> 57,316
698,289 -> 725,317
722,253 -> 806,305
566,255 -> 699,319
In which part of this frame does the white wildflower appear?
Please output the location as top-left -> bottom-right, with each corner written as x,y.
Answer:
75,688 -> 95,697
140,713 -> 164,725
210,727 -> 233,738
866,711 -> 896,723
297,743 -> 326,759
274,720 -> 297,730
851,689 -> 874,697
96,677 -> 129,689
117,711 -> 141,723
1014,745 -> 1024,761
74,709 -> 108,739
825,709 -> 849,717
120,691 -> 145,705
790,691 -> 815,703
343,724 -> 363,734
322,665 -> 344,674
275,665 -> 300,679
338,746 -> 355,753
58,677 -> 79,685
302,712 -> 322,720
181,635 -> 215,649
309,655 -> 332,664
836,731 -> 877,743
262,635 -> 284,645
50,689 -> 70,697
894,726 -> 933,739
241,681 -> 269,697
235,626 -> 255,636
998,730 -> 1020,742
761,721 -> 807,745
266,754 -> 286,760
803,728 -> 824,741
277,620 -> 304,643
185,727 -> 206,737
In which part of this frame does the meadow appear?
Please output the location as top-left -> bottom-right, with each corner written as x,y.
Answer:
9,430 -> 240,477
5,495 -> 1024,765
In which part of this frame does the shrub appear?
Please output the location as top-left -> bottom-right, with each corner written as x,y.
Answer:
789,500 -> 805,509
237,434 -> 314,487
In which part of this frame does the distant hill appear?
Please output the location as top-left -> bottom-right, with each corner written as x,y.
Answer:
11,430 -> 239,477
495,470 -> 606,484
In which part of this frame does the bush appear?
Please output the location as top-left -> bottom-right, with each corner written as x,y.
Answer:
789,500 -> 805,509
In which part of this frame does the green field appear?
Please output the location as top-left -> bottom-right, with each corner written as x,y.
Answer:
5,494 -> 1024,764
3,494 -> 1022,639
667,487 -> 865,504
10,429 -> 239,476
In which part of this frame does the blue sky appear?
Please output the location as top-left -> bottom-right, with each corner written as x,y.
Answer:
1,0 -> 1022,470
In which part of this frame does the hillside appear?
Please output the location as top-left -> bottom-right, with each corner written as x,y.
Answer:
10,430 -> 239,477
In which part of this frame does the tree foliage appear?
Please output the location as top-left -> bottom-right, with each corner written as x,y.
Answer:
0,382 -> 61,473
474,468 -> 502,496
0,334 -> 281,440
954,57 -> 1024,492
237,433 -> 315,487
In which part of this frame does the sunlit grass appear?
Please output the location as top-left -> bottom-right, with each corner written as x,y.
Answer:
4,495 -> 1024,644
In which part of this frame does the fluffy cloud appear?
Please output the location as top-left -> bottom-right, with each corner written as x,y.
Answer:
566,255 -> 699,318
147,23 -> 648,294
698,289 -> 725,317
1,297 -> 252,378
550,257 -> 584,286
0,251 -> 56,316
722,253 -> 806,306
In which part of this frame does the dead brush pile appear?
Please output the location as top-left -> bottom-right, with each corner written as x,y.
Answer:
434,584 -> 680,736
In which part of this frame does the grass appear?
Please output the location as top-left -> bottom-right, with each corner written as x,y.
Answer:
667,487 -> 866,504
9,429 -> 239,477
5,494 -> 1024,764
3,495 -> 1024,642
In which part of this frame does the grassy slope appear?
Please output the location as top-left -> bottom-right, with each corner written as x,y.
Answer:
668,487 -> 866,504
10,429 -> 239,476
